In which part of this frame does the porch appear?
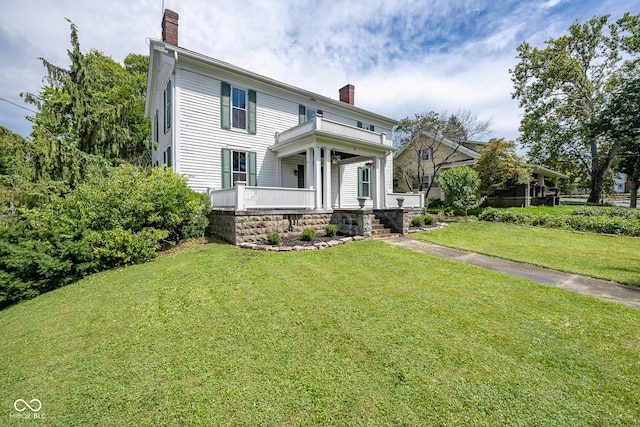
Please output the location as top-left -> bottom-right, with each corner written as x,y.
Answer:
209,115 -> 424,210
208,182 -> 424,210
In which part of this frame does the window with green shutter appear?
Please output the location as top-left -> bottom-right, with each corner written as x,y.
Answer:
221,148 -> 257,188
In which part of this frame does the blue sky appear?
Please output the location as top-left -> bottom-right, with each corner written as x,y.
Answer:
1,0 -> 637,146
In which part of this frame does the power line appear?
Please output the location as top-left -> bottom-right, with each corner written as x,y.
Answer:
0,97 -> 38,114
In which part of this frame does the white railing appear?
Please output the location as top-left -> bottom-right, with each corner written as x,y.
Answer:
209,182 -> 315,210
387,192 -> 424,208
276,115 -> 386,146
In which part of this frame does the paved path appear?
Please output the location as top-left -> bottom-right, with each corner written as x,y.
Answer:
387,237 -> 640,309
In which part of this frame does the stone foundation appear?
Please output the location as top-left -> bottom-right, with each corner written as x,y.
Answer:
207,208 -> 423,245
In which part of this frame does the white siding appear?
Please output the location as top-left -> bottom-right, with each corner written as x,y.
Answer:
152,52 -> 396,197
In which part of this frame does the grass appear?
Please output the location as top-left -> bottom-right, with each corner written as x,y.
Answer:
414,221 -> 640,286
1,241 -> 639,426
504,204 -> 582,216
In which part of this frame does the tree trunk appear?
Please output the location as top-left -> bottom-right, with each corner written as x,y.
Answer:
630,157 -> 640,209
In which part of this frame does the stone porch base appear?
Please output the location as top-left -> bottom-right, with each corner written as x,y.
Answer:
206,208 -> 425,245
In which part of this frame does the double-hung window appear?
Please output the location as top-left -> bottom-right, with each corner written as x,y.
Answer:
232,151 -> 247,184
232,87 -> 247,130
221,148 -> 257,187
358,167 -> 373,199
221,82 -> 257,134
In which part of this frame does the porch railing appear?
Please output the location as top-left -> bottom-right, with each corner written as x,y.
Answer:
387,192 -> 424,208
209,182 -> 315,210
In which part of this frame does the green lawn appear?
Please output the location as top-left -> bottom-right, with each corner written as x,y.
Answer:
504,204 -> 582,216
414,221 -> 640,286
1,241 -> 639,426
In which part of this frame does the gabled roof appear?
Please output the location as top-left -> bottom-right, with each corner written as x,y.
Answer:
145,39 -> 398,127
394,131 -> 481,159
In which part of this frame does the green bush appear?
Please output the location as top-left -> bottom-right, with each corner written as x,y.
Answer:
0,165 -> 210,307
267,232 -> 282,245
301,227 -> 316,241
423,214 -> 435,225
325,224 -> 338,237
412,216 -> 425,227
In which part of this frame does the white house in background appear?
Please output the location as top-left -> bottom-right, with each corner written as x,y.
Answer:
145,9 -> 417,216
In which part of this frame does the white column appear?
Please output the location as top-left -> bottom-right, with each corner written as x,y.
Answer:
306,148 -> 313,189
374,157 -> 382,209
323,147 -> 331,210
276,158 -> 282,187
314,147 -> 322,209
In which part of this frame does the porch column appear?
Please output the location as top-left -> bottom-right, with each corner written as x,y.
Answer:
323,147 -> 331,210
374,157 -> 382,209
306,148 -> 313,190
314,147 -> 322,209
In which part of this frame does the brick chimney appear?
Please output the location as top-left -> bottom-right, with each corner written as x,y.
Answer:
339,84 -> 355,105
162,9 -> 179,45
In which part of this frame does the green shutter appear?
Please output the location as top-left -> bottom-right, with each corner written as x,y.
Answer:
221,82 -> 231,129
248,89 -> 257,134
357,121 -> 363,128
167,146 -> 172,168
358,167 -> 364,197
221,148 -> 232,188
298,105 -> 306,124
248,151 -> 257,186
167,80 -> 172,130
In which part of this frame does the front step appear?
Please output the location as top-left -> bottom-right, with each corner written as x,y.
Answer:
371,217 -> 400,239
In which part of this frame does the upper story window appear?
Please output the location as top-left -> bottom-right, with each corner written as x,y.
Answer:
232,87 -> 247,130
419,147 -> 433,161
221,82 -> 256,134
298,105 -> 323,124
357,121 -> 375,131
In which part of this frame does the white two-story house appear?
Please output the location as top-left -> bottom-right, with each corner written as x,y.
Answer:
145,10 -> 424,243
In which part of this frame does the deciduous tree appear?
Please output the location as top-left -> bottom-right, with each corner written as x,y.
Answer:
475,138 -> 531,195
511,13 -> 639,203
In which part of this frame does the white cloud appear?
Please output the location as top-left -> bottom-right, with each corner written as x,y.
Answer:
0,0 -> 638,149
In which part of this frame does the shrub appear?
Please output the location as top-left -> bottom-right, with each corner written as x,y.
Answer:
423,214 -> 435,225
301,227 -> 316,241
267,232 -> 282,245
412,216 -> 425,227
0,165 -> 210,308
325,224 -> 338,237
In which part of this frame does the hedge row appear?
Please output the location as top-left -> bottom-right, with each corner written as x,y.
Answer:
0,165 -> 210,307
480,207 -> 640,237
571,206 -> 640,220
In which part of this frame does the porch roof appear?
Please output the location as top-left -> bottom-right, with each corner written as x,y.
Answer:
270,116 -> 397,159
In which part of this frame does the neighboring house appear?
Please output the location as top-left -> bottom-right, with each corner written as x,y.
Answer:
393,133 -> 568,207
613,173 -> 630,193
145,10 -> 423,243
